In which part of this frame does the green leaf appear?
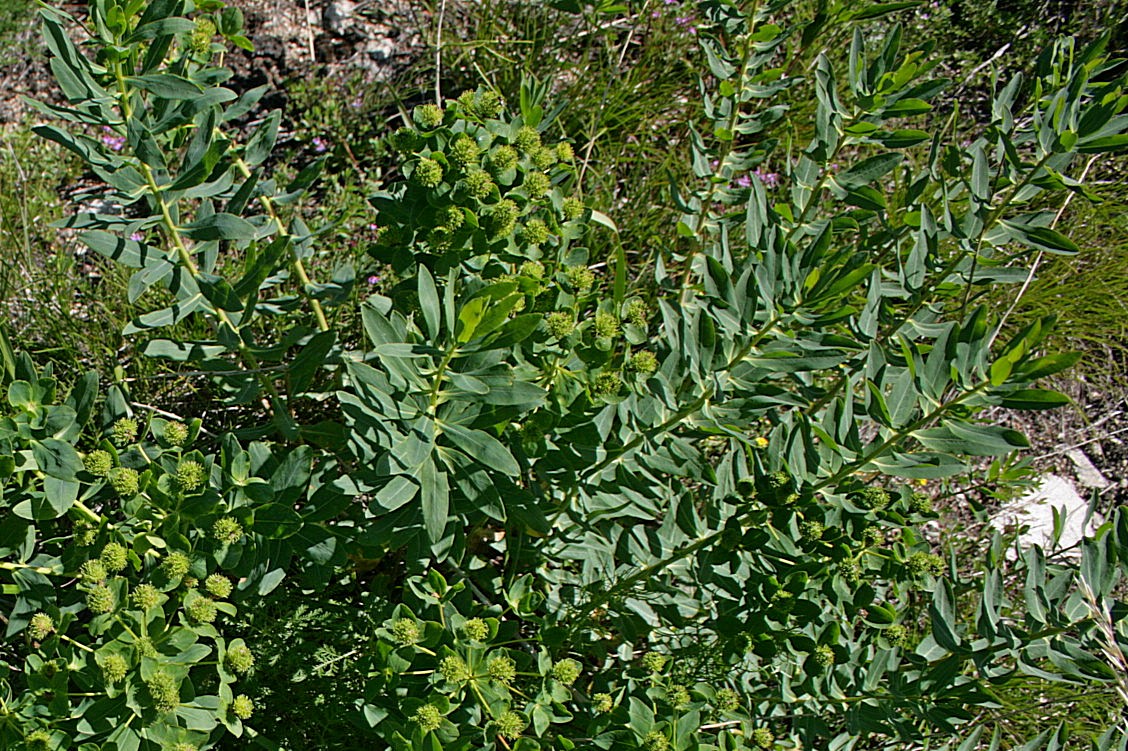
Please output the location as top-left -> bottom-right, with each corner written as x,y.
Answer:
1001,220 -> 1080,255
126,73 -> 202,99
851,2 -> 921,20
836,153 -> 901,188
417,265 -> 441,340
419,458 -> 449,544
998,389 -> 1071,410
440,421 -> 520,476
180,213 -> 258,241
31,438 -> 83,480
1075,133 -> 1128,153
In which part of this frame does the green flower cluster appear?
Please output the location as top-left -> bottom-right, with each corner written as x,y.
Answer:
487,654 -> 516,684
147,671 -> 180,712
231,694 -> 254,720
462,618 -> 489,642
440,655 -> 472,683
28,612 -> 54,640
102,653 -> 128,683
84,449 -> 113,476
226,643 -> 254,674
392,618 -> 421,645
132,583 -> 161,610
213,517 -> 243,544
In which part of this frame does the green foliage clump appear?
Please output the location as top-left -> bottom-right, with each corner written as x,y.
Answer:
7,1 -> 1128,749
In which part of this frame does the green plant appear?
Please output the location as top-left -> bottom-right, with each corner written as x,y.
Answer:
8,0 -> 1128,749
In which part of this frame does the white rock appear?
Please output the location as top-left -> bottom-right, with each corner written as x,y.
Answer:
990,474 -> 1100,557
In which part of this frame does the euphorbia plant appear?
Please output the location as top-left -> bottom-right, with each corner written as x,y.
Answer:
8,0 -> 1128,748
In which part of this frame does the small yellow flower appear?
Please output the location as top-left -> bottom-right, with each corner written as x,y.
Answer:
754,436 -> 769,449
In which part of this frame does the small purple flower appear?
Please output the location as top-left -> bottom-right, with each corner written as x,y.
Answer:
753,167 -> 780,188
368,223 -> 379,232
130,232 -> 144,242
312,136 -> 329,153
733,175 -> 752,189
350,97 -> 363,109
101,126 -> 125,152
651,9 -> 661,17
367,274 -> 381,286
663,0 -> 677,5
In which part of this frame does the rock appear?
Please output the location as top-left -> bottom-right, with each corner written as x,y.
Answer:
324,0 -> 358,36
990,474 -> 1100,557
1067,448 -> 1111,489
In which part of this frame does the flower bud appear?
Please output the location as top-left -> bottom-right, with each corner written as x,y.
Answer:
186,597 -> 218,624
162,551 -> 191,579
906,551 -> 943,577
532,146 -> 557,170
440,655 -> 472,683
593,692 -> 614,713
164,421 -> 189,446
175,461 -> 206,492
414,703 -> 442,733
391,618 -> 421,646
484,199 -> 519,240
556,142 -> 575,162
594,312 -> 619,339
101,542 -> 129,573
562,197 -> 584,220
668,684 -> 690,708
811,644 -> 835,668
146,670 -> 180,712
552,658 -> 581,686
625,299 -> 649,327
644,731 -> 670,751
885,623 -> 910,648
715,687 -> 740,712
231,694 -> 254,720
909,491 -> 933,514
80,559 -> 107,583
189,17 -> 216,53
413,158 -> 444,188
837,558 -> 861,584
564,265 -> 595,292
24,730 -> 51,751
84,450 -> 114,477
213,517 -> 244,545
464,168 -> 495,199
131,583 -> 161,610
205,574 -> 233,599
592,372 -> 621,397
495,711 -> 526,740
226,643 -> 254,674
488,145 -> 518,174
521,219 -> 550,246
523,171 -> 550,198
412,104 -> 444,129
799,519 -> 824,543
515,126 -> 541,152
752,727 -> 775,749
463,618 -> 489,642
641,652 -> 666,674
111,418 -> 138,446
87,584 -> 115,615
630,351 -> 658,374
108,467 -> 139,497
853,487 -> 890,510
439,206 -> 464,231
449,135 -> 481,169
102,653 -> 128,683
487,654 -> 516,684
29,612 -> 55,640
545,312 -> 575,339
